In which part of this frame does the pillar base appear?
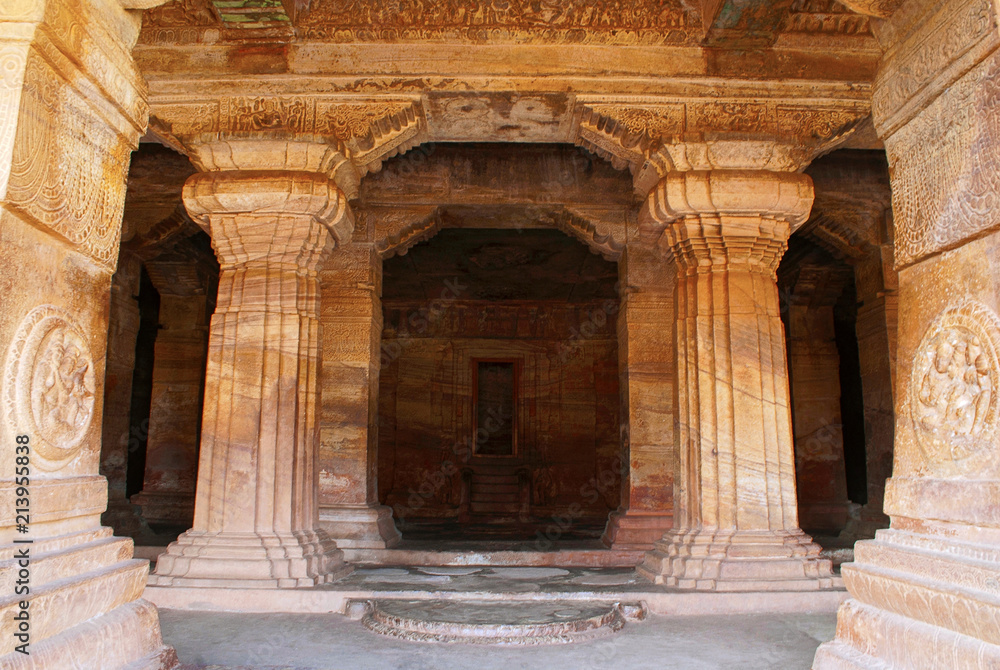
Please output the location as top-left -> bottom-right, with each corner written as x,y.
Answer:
637,528 -> 835,591
149,529 -> 352,588
130,490 -> 195,529
838,503 -> 889,542
814,527 -> 1000,669
814,598 -> 1000,670
319,503 -> 401,549
0,599 -> 178,670
601,510 -> 674,551
0,526 -> 177,668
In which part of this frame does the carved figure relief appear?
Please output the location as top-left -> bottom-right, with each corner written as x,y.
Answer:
4,306 -> 97,469
910,301 -> 1000,477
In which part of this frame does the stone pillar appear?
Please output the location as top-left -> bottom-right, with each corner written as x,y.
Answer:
779,260 -> 853,534
637,170 -> 835,590
0,0 -> 177,666
100,249 -> 155,539
150,166 -> 353,587
843,238 -> 898,539
130,250 -> 215,530
787,302 -> 850,532
602,242 -> 676,550
814,0 -> 1000,665
318,241 -> 401,549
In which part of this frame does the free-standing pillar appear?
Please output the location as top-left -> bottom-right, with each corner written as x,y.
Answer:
317,241 -> 400,549
603,242 -> 676,550
0,0 -> 177,666
100,249 -> 155,539
814,0 -> 1000,665
780,260 -> 853,533
638,170 -> 835,590
131,248 -> 216,530
150,167 -> 353,587
842,241 -> 898,539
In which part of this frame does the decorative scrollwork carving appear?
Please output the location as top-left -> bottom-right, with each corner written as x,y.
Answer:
910,301 -> 1000,477
4,306 -> 97,470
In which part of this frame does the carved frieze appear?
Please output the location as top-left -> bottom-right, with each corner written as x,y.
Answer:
6,53 -> 134,269
910,301 -> 1000,478
3,306 -> 97,471
872,0 -> 995,137
298,0 -> 701,45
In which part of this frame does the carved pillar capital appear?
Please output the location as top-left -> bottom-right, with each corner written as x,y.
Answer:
183,170 -> 354,255
645,170 -> 814,274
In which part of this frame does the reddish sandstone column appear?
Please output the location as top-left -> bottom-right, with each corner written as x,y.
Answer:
100,250 -> 155,538
150,168 -> 353,587
638,170 -> 834,590
815,0 -> 1000,665
317,242 -> 400,549
131,251 -> 215,530
785,291 -> 851,532
843,242 -> 898,538
602,242 -> 676,550
0,0 -> 177,666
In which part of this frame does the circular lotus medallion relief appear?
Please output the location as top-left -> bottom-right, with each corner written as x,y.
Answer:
3,305 -> 96,469
910,301 -> 1000,477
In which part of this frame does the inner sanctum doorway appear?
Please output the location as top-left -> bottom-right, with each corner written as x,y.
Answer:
377,226 -> 622,547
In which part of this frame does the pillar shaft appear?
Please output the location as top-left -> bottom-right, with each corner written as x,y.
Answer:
318,242 -> 400,549
0,0 -> 176,666
603,243 -> 676,550
150,170 -> 352,587
637,170 -> 834,590
847,246 -> 898,536
100,250 -> 154,538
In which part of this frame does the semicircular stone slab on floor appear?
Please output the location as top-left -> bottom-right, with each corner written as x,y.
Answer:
361,600 -> 645,645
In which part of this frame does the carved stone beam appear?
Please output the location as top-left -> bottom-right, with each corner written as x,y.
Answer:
148,97 -> 427,200
573,99 -> 870,198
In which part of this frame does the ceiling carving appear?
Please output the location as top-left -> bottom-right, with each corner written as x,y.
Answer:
138,0 -> 875,46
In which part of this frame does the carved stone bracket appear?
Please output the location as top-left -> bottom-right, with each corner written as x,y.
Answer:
574,98 -> 869,196
148,97 -> 427,199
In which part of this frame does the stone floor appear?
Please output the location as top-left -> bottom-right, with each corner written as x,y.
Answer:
163,608 -> 836,669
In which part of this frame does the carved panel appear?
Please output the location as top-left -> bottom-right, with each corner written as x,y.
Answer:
150,97 -> 424,176
575,99 -> 868,181
872,0 -> 995,136
4,306 -> 97,471
887,53 -> 1000,267
6,53 -> 131,269
910,301 -> 1000,478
